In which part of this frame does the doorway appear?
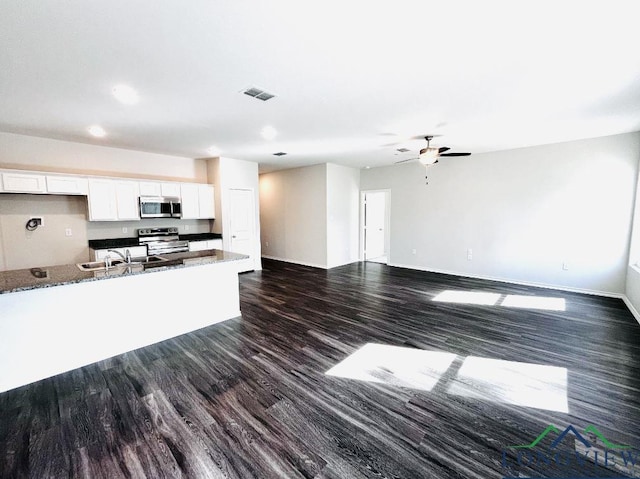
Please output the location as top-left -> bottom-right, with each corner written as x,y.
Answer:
228,188 -> 256,271
361,190 -> 390,264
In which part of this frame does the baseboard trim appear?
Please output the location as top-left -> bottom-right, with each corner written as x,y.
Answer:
622,295 -> 640,325
261,255 -> 328,270
387,262 -> 624,299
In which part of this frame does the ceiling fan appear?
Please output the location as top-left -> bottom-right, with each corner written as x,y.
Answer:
395,136 -> 471,166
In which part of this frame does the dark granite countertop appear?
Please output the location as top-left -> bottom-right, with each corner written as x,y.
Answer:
0,250 -> 248,295
88,233 -> 222,250
178,233 -> 223,241
88,237 -> 140,249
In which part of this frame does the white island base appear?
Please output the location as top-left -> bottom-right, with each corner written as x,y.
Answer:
0,260 -> 241,393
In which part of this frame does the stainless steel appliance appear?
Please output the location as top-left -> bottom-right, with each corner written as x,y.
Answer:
139,196 -> 182,218
138,227 -> 188,255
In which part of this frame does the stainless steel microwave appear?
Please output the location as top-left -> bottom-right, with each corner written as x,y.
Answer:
139,196 -> 182,218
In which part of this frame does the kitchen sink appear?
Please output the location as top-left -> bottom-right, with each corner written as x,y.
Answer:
76,255 -> 168,271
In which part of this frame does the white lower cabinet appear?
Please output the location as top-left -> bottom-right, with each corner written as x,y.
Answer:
188,239 -> 223,252
88,179 -> 140,221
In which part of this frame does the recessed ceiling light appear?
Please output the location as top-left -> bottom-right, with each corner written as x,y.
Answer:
112,84 -> 139,105
261,126 -> 277,141
88,125 -> 106,138
207,146 -> 221,156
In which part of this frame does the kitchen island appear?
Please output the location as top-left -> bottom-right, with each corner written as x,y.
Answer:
0,249 -> 247,393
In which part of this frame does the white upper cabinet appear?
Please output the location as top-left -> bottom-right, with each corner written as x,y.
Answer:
181,183 -> 215,219
180,183 -> 200,219
88,179 -> 140,221
46,175 -> 88,195
0,168 -> 216,222
1,172 -> 47,193
198,184 -> 216,218
138,181 -> 161,197
139,181 -> 181,198
161,182 -> 181,197
88,179 -> 118,221
115,181 -> 140,220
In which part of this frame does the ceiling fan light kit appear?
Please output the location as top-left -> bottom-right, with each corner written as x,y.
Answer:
394,135 -> 471,167
418,146 -> 439,165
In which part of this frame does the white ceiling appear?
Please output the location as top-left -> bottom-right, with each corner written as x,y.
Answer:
1,1 -> 640,173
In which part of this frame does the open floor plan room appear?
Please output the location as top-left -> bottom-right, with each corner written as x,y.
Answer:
1,259 -> 639,478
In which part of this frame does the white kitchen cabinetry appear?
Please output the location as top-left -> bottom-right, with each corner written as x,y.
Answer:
115,181 -> 140,220
46,175 -> 88,195
93,246 -> 147,261
198,185 -> 216,218
181,183 -> 215,219
138,181 -> 181,198
88,179 -> 140,221
1,172 -> 47,193
180,184 -> 199,219
188,239 -> 222,252
162,182 -> 181,197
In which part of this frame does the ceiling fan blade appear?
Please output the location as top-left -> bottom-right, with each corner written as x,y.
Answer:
409,133 -> 442,141
439,152 -> 471,157
395,157 -> 418,164
438,147 -> 450,154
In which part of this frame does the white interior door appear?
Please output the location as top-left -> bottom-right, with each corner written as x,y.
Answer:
364,192 -> 386,261
228,189 -> 254,257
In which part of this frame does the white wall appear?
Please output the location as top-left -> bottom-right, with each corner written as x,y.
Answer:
0,131 -> 207,181
361,132 -> 640,295
625,157 -> 640,316
260,164 -> 328,268
327,163 -> 360,268
207,157 -> 262,271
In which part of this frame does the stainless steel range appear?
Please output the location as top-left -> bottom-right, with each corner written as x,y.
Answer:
138,227 -> 189,255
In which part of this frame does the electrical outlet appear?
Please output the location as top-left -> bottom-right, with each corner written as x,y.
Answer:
185,225 -> 190,231
266,241 -> 269,247
65,228 -> 72,237
122,227 -> 128,234
562,262 -> 569,271
467,248 -> 473,261
412,249 -> 417,255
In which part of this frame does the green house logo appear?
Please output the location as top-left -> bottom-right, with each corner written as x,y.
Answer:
501,424 -> 638,479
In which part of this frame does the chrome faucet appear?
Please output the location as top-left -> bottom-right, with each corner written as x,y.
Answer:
107,249 -> 132,264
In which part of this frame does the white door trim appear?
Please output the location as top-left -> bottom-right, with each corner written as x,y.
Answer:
360,189 -> 391,263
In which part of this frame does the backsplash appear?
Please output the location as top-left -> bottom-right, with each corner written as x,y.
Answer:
0,194 -> 212,271
86,218 -> 210,240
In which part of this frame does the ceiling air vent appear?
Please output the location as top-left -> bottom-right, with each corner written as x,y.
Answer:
273,152 -> 287,156
396,148 -> 410,153
242,86 -> 276,101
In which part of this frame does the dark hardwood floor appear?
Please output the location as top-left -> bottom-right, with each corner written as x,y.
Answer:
2,259 -> 640,478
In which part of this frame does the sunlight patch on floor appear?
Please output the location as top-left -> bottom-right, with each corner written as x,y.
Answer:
432,290 -> 501,305
326,344 -> 569,413
325,343 -> 456,392
501,294 -> 566,311
447,356 -> 569,413
433,290 -> 567,311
